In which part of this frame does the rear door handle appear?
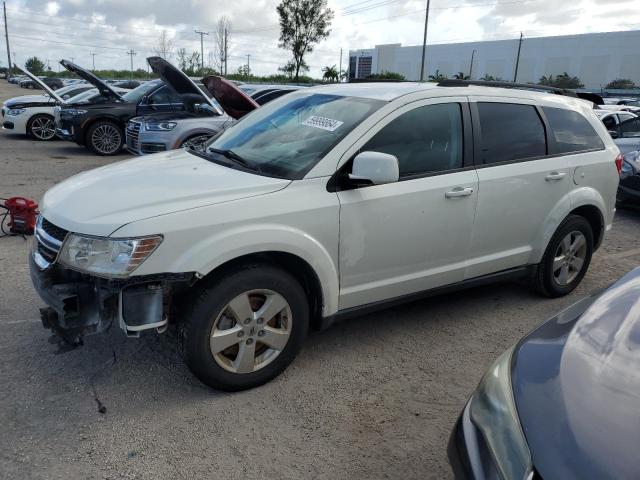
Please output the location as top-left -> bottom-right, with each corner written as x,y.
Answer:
445,187 -> 474,198
545,171 -> 567,181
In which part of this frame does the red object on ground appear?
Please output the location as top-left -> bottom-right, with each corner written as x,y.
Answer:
4,197 -> 39,235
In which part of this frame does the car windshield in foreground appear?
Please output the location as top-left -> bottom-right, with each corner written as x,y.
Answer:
121,81 -> 160,103
199,92 -> 384,179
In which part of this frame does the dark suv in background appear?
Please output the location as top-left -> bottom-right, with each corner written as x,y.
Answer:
54,60 -> 182,155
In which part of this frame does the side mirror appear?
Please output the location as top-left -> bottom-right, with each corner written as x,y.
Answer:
196,103 -> 216,115
608,130 -> 619,139
141,95 -> 149,105
349,151 -> 399,186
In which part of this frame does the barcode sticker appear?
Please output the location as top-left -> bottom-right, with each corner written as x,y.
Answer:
302,115 -> 344,132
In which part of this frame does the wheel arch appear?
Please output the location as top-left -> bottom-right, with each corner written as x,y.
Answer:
198,251 -> 326,330
175,129 -> 216,149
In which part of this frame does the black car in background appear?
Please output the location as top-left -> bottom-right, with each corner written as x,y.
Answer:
20,77 -> 64,90
448,267 -> 640,480
617,150 -> 640,206
54,60 -> 186,155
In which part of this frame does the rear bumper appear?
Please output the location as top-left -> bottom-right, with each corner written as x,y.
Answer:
29,251 -> 195,343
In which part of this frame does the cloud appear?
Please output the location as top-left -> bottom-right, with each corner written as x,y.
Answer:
3,0 -> 640,76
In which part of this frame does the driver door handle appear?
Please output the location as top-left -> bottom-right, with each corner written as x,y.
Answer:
545,171 -> 567,181
445,187 -> 474,198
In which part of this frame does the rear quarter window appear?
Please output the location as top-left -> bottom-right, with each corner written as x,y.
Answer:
542,107 -> 605,154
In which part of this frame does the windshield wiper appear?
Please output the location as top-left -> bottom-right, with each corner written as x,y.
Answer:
207,147 -> 261,172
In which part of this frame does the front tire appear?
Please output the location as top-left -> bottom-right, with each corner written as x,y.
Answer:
86,121 -> 123,156
27,114 -> 56,141
182,264 -> 310,391
534,215 -> 593,297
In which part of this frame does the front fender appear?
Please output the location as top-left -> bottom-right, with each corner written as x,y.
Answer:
176,224 -> 339,315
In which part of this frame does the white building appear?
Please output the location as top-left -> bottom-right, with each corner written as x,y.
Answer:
349,30 -> 640,89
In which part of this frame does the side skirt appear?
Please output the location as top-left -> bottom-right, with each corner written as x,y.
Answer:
320,265 -> 535,329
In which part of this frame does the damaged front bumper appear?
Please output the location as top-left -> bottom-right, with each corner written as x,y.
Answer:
29,251 -> 194,344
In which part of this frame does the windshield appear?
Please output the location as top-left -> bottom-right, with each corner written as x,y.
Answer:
203,92 -> 384,179
66,88 -> 98,104
122,81 -> 161,103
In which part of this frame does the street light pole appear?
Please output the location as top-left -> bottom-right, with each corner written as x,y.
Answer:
469,49 -> 476,79
513,32 -> 523,82
3,1 -> 12,80
419,0 -> 431,82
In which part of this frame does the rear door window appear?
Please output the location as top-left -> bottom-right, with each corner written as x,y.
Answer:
362,103 -> 464,178
476,103 -> 546,164
542,107 -> 605,153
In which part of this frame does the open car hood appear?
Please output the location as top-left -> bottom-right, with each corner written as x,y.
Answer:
59,60 -> 123,101
146,56 -> 222,114
15,65 -> 63,103
201,76 -> 259,120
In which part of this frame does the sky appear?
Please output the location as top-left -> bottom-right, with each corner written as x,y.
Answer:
1,0 -> 639,77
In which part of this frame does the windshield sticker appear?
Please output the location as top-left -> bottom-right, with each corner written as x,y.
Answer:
302,115 -> 344,132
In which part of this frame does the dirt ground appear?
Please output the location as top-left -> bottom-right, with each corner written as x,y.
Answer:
1,79 -> 639,480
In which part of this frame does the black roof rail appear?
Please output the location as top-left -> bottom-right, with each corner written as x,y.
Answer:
437,78 -> 579,96
436,79 -> 604,105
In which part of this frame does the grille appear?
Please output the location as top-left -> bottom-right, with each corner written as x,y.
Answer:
41,217 -> 68,243
37,241 -> 58,263
126,121 -> 141,151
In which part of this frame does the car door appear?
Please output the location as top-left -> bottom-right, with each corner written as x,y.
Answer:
336,98 -> 478,310
466,99 -> 571,278
137,86 -> 178,115
616,116 -> 640,154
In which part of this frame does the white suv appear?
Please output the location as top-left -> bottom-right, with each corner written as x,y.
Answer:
30,82 -> 620,391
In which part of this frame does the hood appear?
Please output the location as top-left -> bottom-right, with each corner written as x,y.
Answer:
201,76 -> 259,120
40,149 -> 290,236
147,56 -> 221,113
15,64 -> 63,103
4,94 -> 55,107
59,59 -> 123,101
512,267 -> 640,480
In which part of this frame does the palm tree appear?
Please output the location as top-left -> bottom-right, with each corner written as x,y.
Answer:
427,69 -> 447,82
453,72 -> 470,80
322,65 -> 339,83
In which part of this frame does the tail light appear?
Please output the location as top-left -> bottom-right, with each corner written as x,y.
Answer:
615,153 -> 623,175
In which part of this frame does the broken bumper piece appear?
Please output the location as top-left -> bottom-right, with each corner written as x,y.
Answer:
29,252 -> 194,344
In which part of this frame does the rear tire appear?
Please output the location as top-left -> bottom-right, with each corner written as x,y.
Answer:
534,215 -> 593,297
181,264 -> 309,391
86,120 -> 123,156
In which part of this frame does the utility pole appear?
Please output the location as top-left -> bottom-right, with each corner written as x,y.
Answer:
90,52 -> 96,70
469,49 -> 476,79
513,32 -> 523,82
224,27 -> 228,76
127,49 -> 136,79
339,48 -> 343,82
195,29 -> 209,70
419,0 -> 431,81
3,1 -> 11,80
247,54 -> 250,76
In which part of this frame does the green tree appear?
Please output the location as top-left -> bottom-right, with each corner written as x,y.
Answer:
24,56 -> 46,75
453,71 -> 470,80
428,69 -> 447,82
322,65 -> 339,82
366,71 -> 405,80
606,79 -> 636,89
538,72 -> 583,89
277,0 -> 333,82
236,64 -> 250,78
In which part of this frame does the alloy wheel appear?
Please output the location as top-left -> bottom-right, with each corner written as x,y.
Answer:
209,289 -> 292,374
91,124 -> 122,155
553,231 -> 587,286
181,135 -> 211,150
30,116 -> 56,140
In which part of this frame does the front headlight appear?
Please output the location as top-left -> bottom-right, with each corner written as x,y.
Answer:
58,234 -> 162,278
7,108 -> 26,116
144,121 -> 177,131
469,346 -> 532,480
64,108 -> 88,116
